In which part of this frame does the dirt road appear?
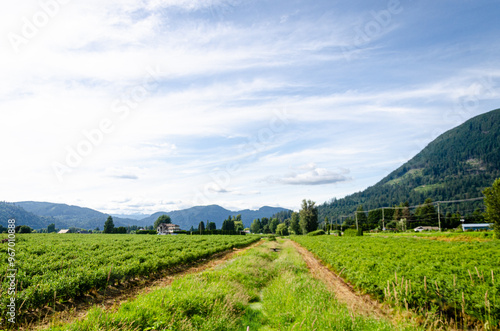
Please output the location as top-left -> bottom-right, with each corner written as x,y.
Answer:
291,240 -> 390,320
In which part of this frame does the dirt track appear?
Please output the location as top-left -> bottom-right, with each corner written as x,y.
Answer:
291,240 -> 389,320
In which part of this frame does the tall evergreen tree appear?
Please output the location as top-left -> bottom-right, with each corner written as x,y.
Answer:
483,178 -> 500,238
222,217 -> 235,232
198,221 -> 205,233
47,223 -> 56,233
103,216 -> 115,234
299,199 -> 318,234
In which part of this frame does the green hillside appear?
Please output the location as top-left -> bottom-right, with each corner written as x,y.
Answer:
319,108 -> 500,224
0,202 -> 50,229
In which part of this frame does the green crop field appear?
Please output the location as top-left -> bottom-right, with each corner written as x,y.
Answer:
293,235 -> 500,328
0,234 -> 259,321
47,239 -> 413,331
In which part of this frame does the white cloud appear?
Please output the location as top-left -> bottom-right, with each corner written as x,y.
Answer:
105,167 -> 143,180
268,164 -> 351,186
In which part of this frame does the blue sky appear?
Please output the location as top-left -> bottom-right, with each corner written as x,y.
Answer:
1,0 -> 499,214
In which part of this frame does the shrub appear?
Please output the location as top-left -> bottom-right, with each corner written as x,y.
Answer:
307,230 -> 325,236
343,228 -> 363,237
136,230 -> 157,235
276,223 -> 289,236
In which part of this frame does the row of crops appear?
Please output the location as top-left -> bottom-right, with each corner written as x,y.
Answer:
0,234 -> 259,319
293,235 -> 500,328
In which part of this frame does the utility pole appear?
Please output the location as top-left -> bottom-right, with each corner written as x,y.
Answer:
382,208 -> 385,231
355,212 -> 358,231
437,203 -> 441,232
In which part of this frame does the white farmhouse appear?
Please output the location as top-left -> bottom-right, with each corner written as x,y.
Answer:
157,223 -> 181,235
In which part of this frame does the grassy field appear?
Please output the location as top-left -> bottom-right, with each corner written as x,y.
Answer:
0,234 -> 259,322
45,238 -> 414,331
293,235 -> 500,329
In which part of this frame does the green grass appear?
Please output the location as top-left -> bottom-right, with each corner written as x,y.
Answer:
46,240 -> 413,331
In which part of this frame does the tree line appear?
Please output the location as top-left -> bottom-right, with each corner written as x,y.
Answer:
249,200 -> 319,235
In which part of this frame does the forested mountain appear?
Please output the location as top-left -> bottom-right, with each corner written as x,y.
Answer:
140,205 -> 290,229
0,202 -> 50,229
15,201 -> 141,229
319,108 -> 500,223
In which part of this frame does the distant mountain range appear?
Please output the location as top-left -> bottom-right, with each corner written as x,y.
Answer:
0,201 -> 289,231
319,108 -> 500,220
143,205 -> 291,230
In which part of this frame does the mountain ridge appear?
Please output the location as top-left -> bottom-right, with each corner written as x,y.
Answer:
318,108 -> 500,221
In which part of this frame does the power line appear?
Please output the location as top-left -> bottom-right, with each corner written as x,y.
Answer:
433,197 -> 484,205
342,197 -> 485,231
352,197 -> 484,214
